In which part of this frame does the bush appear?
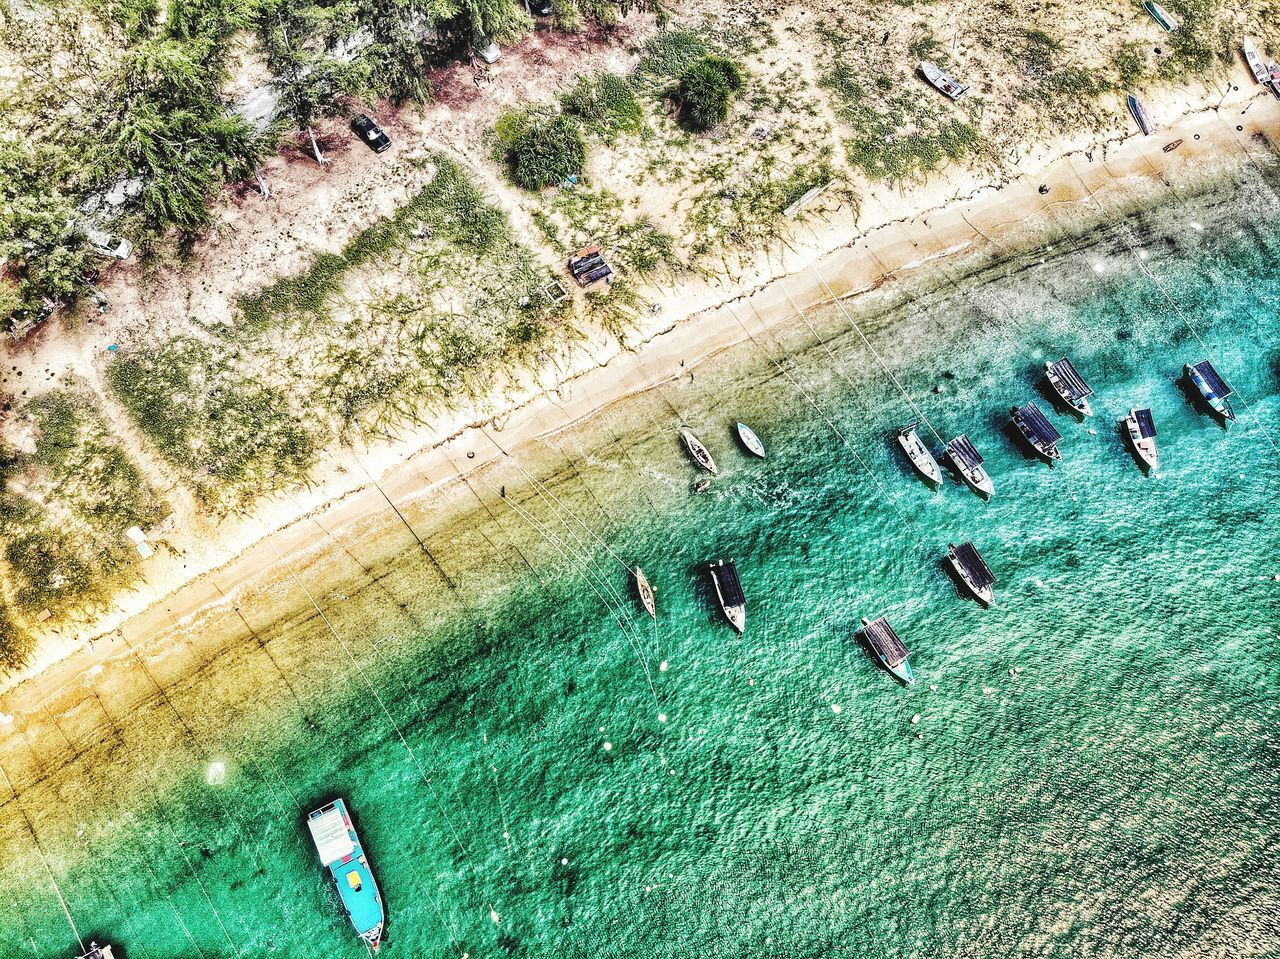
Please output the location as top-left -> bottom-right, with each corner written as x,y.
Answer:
507,115 -> 588,190
560,73 -> 644,138
674,55 -> 744,131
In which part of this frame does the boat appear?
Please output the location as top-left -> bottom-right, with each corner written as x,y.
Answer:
1242,39 -> 1280,97
1011,401 -> 1063,461
678,426 -> 718,474
1128,94 -> 1155,136
1122,407 -> 1159,472
1243,39 -> 1270,84
307,798 -> 385,952
1043,357 -> 1094,416
859,616 -> 914,684
945,434 -> 995,499
78,946 -> 115,959
635,566 -> 656,618
1162,139 -> 1183,153
946,541 -> 996,606
1184,359 -> 1235,421
919,61 -> 967,100
736,422 -> 766,458
1144,0 -> 1179,31
708,559 -> 745,633
896,423 -> 943,485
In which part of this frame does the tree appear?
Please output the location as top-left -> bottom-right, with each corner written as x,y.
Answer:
0,192 -> 90,318
258,0 -> 369,165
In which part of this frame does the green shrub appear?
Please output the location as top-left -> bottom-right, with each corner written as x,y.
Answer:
639,29 -> 708,78
507,115 -> 588,190
0,604 -> 33,674
560,73 -> 645,138
674,55 -> 745,131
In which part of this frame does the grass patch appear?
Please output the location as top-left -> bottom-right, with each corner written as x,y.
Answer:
560,73 -> 646,140
0,386 -> 167,621
104,336 -> 316,512
0,603 -> 33,674
638,29 -> 709,79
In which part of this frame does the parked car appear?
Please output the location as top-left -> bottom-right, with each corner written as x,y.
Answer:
351,115 -> 391,153
80,223 -> 133,259
474,40 -> 502,64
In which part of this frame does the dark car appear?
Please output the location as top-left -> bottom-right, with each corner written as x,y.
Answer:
351,115 -> 391,153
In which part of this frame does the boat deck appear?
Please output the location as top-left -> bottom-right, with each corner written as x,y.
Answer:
308,800 -> 383,939
951,542 -> 995,589
861,617 -> 908,667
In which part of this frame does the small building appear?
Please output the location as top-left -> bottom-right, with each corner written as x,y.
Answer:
568,244 -> 613,288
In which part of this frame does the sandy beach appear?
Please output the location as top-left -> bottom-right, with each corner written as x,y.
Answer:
1,74 -> 1276,718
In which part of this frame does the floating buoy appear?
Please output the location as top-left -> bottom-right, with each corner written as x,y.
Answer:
910,713 -> 921,725
929,684 -> 938,692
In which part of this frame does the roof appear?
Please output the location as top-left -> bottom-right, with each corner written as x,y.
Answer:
1134,408 -> 1157,439
1191,360 -> 1233,398
862,617 -> 908,667
1047,357 -> 1093,401
952,542 -> 995,588
948,435 -> 984,469
710,560 -> 744,608
1015,402 -> 1062,445
308,804 -> 355,866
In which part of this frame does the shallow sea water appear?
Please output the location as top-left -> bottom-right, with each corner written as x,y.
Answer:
2,157 -> 1279,959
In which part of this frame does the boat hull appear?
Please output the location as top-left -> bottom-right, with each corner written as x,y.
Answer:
896,427 -> 943,485
1184,364 -> 1235,422
947,454 -> 995,498
947,556 -> 994,606
635,567 -> 656,618
679,427 -> 719,473
736,423 -> 766,458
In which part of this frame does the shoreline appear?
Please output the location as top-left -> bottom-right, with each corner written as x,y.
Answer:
1,83 -> 1277,717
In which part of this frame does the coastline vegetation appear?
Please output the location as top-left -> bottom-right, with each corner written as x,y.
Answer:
0,386 -> 166,629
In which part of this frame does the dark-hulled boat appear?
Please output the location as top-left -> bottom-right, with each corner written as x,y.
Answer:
1184,359 -> 1235,422
859,616 -> 914,684
1011,401 -> 1063,461
679,426 -> 719,474
1128,93 -> 1155,136
945,434 -> 995,499
708,559 -> 745,633
1122,407 -> 1159,472
896,423 -> 943,485
1043,357 -> 1093,416
946,541 -> 996,606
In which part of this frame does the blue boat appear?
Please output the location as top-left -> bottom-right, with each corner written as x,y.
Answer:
1127,94 -> 1155,136
1144,0 -> 1179,32
307,799 -> 385,951
736,422 -> 766,458
1185,359 -> 1235,422
860,616 -> 915,684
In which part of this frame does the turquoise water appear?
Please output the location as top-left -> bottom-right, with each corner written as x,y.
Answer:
3,158 -> 1280,959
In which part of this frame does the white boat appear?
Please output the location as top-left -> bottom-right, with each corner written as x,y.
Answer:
919,61 -> 967,100
1122,407 -> 1159,472
708,559 -> 745,633
736,422 -> 766,458
678,426 -> 718,474
635,567 -> 656,619
945,434 -> 995,499
1043,357 -> 1093,416
1128,94 -> 1156,136
1243,39 -> 1270,84
896,424 -> 943,485
1144,0 -> 1179,32
947,541 -> 996,606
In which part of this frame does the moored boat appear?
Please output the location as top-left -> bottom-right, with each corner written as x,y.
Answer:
1043,357 -> 1093,416
1122,407 -> 1159,472
708,559 -> 745,633
1010,401 -> 1063,462
945,434 -> 995,499
896,423 -> 943,485
1143,0 -> 1179,31
1243,38 -> 1270,84
859,616 -> 914,684
1184,359 -> 1235,421
678,426 -> 718,474
946,541 -> 996,606
635,566 -> 656,618
78,945 -> 116,959
1128,94 -> 1155,136
308,798 -> 385,952
919,60 -> 967,100
736,422 -> 766,458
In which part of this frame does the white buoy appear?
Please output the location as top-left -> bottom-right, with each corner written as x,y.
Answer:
659,660 -> 669,672
1088,428 -> 1097,435
910,713 -> 921,725
206,761 -> 226,786
603,742 -> 612,752
657,713 -> 667,723
929,684 -> 937,692
831,704 -> 842,715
